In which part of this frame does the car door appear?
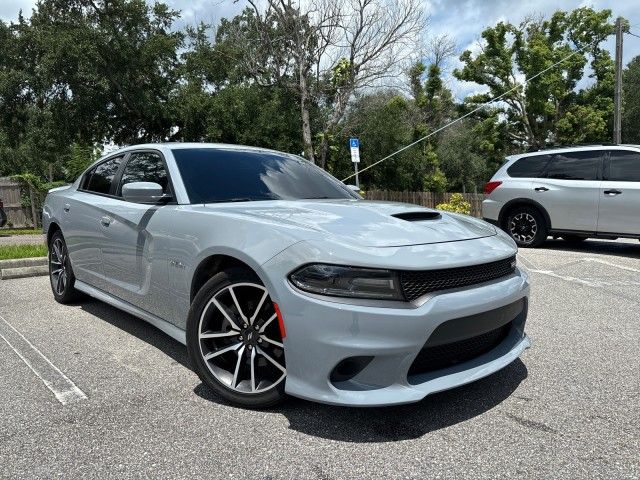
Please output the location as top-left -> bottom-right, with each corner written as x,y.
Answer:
531,150 -> 603,232
100,150 -> 176,320
597,149 -> 640,235
62,155 -> 125,290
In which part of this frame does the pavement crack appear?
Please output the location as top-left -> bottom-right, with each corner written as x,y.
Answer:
505,413 -> 557,434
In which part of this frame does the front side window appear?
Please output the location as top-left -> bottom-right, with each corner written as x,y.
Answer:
172,148 -> 357,204
119,152 -> 170,195
545,151 -> 601,181
607,150 -> 640,182
507,154 -> 551,178
84,157 -> 123,194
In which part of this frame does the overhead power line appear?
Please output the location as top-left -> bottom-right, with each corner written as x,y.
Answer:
341,36 -> 609,183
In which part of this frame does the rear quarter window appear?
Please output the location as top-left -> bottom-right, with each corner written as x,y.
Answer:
545,151 -> 601,181
506,155 -> 551,178
607,150 -> 640,182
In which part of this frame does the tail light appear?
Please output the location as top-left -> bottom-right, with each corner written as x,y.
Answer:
484,181 -> 502,194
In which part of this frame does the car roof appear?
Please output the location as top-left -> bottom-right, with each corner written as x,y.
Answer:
104,142 -> 289,157
507,144 -> 640,161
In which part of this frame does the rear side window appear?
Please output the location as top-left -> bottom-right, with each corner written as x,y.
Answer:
607,150 -> 640,182
119,152 -> 170,195
84,157 -> 123,194
507,155 -> 551,178
545,151 -> 601,181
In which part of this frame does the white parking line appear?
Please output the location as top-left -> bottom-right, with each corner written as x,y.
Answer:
0,315 -> 87,405
581,257 -> 640,274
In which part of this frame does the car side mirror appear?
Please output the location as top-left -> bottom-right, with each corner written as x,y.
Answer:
122,182 -> 166,203
345,184 -> 362,197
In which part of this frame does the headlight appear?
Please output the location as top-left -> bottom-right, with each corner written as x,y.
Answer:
289,264 -> 403,300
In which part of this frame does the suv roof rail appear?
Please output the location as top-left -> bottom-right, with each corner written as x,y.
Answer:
524,143 -> 619,153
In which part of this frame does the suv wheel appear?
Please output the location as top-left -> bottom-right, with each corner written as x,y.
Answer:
505,207 -> 548,247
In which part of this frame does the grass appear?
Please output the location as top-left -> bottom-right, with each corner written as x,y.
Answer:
0,244 -> 48,261
0,228 -> 42,236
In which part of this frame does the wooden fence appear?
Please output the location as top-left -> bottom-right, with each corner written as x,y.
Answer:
365,190 -> 486,217
0,177 -> 33,228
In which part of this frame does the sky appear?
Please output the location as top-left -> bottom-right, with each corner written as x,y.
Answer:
2,0 -> 639,100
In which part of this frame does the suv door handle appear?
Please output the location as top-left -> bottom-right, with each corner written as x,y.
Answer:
534,187 -> 549,192
603,189 -> 622,196
63,203 -> 70,212
100,216 -> 112,227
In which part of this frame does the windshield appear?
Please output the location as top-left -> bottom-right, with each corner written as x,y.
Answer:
172,147 -> 358,204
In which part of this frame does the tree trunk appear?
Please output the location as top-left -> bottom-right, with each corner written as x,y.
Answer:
299,75 -> 315,164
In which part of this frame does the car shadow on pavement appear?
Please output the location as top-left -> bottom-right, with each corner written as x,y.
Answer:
79,299 -> 192,370
195,359 -> 528,442
540,239 -> 640,259
79,297 -> 528,442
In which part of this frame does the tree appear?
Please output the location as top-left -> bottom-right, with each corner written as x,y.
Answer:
622,56 -> 640,144
227,0 -> 425,168
0,0 -> 183,179
454,7 -> 614,149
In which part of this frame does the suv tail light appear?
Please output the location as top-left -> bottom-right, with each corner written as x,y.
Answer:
484,181 -> 502,194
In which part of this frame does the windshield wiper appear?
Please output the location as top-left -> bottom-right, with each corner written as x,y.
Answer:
302,196 -> 332,199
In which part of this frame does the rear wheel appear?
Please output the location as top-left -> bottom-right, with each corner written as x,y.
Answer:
186,267 -> 286,408
48,231 -> 80,303
505,207 -> 548,248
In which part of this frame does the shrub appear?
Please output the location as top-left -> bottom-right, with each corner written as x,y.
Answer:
436,193 -> 471,215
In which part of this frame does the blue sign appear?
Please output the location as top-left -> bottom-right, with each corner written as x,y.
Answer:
349,138 -> 359,148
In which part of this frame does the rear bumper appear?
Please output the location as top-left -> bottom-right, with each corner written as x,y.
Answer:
482,198 -> 502,224
263,254 -> 530,406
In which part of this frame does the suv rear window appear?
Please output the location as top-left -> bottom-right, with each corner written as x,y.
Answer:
545,151 -> 601,180
607,150 -> 640,182
507,155 -> 551,178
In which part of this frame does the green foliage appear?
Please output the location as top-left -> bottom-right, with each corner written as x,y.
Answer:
0,244 -> 48,260
622,56 -> 640,144
436,193 -> 471,215
64,143 -> 103,182
454,7 -> 614,149
0,3 -> 622,196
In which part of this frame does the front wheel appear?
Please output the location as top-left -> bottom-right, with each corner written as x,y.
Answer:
505,207 -> 548,248
186,268 -> 286,408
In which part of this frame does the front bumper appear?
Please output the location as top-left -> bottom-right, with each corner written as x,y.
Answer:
263,252 -> 530,406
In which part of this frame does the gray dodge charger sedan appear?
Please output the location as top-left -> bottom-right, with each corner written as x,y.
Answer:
43,143 -> 531,408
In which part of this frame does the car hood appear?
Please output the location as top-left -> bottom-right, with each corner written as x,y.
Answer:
204,199 -> 496,248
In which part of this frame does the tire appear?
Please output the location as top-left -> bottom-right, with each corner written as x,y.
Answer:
561,235 -> 587,244
48,230 -> 81,303
186,267 -> 286,408
505,206 -> 548,248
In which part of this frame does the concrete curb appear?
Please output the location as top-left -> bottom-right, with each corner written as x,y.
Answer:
0,257 -> 48,280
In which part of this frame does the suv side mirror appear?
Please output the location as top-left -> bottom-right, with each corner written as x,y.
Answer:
122,182 -> 165,203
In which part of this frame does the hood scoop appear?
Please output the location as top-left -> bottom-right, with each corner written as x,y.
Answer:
392,211 -> 442,222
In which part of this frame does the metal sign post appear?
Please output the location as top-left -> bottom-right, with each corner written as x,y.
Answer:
349,138 -> 360,188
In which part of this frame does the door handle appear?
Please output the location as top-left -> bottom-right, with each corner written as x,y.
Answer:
100,216 -> 112,227
63,203 -> 70,212
534,187 -> 549,192
603,189 -> 622,196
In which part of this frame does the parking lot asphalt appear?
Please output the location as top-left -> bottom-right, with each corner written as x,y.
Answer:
1,239 -> 638,479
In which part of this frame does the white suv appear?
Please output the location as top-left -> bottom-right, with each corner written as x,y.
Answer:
482,145 -> 640,247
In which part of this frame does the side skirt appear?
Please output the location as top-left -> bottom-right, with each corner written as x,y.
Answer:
549,229 -> 640,240
74,280 -> 187,345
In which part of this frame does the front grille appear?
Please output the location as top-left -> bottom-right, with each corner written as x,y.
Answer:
400,256 -> 516,301
408,322 -> 511,376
